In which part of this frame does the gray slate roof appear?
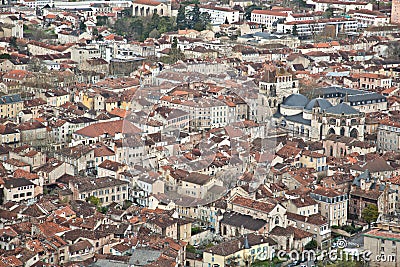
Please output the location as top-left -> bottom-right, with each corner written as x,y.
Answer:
304,98 -> 332,111
325,103 -> 359,115
282,94 -> 309,107
220,212 -> 267,230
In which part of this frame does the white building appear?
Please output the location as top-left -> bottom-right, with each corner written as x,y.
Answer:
187,5 -> 240,25
348,9 -> 389,27
251,10 -> 289,32
277,18 -> 358,37
307,0 -> 373,12
20,0 -> 54,9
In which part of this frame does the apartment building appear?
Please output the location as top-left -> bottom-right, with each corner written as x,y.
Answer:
359,73 -> 392,90
277,18 -> 358,37
310,187 -> 348,226
377,118 -> 400,152
364,216 -> 400,267
3,178 -> 35,203
69,176 -> 129,206
70,46 -> 101,64
251,10 -> 289,32
0,94 -> 23,119
203,234 -> 277,267
349,9 -> 389,27
187,5 -> 240,25
307,0 -> 373,12
392,0 -> 400,24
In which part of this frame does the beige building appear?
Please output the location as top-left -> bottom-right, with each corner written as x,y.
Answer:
69,176 -> 129,206
299,150 -> 327,173
3,178 -> 35,203
392,0 -> 400,24
364,220 -> 400,267
132,0 -> 171,16
310,187 -> 348,226
70,46 -> 101,64
284,195 -> 319,217
228,195 -> 287,232
203,233 -> 277,267
0,94 -> 24,119
287,212 -> 331,249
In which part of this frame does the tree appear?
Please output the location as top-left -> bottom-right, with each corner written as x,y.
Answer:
362,204 -> 379,225
324,7 -> 334,18
177,5 -> 187,30
149,28 -> 161,39
292,25 -> 298,36
0,54 -> 11,59
244,5 -> 262,21
96,16 -> 108,26
187,4 -> 201,29
87,196 -> 101,207
305,239 -> 317,250
79,20 -> 86,32
9,37 -> 17,48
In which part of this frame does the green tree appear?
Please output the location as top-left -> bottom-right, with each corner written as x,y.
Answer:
149,28 -> 161,39
187,4 -> 201,29
87,196 -> 101,207
9,37 -> 17,48
167,37 -> 185,63
96,16 -> 108,26
324,7 -> 334,18
150,13 -> 160,30
0,54 -> 11,59
244,5 -> 262,20
362,204 -> 379,225
79,20 -> 86,32
305,239 -> 317,250
177,5 -> 187,30
292,25 -> 298,36
92,28 -> 99,36
130,17 -> 144,40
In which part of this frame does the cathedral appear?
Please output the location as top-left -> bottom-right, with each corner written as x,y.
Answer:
273,93 -> 365,141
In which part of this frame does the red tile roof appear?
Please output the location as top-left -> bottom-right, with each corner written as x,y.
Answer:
75,120 -> 141,138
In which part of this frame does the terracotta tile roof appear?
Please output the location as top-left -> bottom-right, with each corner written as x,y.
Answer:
230,195 -> 276,213
109,107 -> 128,118
75,120 -> 141,138
312,186 -> 344,198
276,145 -> 301,159
98,159 -> 126,171
13,169 -> 38,180
364,228 -> 400,241
252,10 -> 288,16
93,144 -> 115,157
36,221 -> 70,238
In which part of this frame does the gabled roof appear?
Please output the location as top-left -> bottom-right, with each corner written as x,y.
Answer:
220,211 -> 267,230
325,103 -> 359,115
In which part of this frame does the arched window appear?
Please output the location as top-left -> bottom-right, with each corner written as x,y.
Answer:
350,128 -> 358,138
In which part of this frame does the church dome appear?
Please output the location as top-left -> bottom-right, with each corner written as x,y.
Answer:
282,94 -> 309,108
